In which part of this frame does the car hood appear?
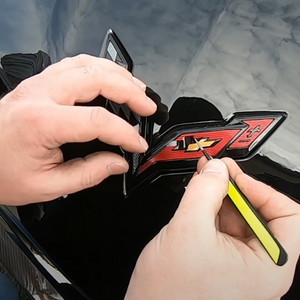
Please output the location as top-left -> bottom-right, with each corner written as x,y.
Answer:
1,1 -> 300,299
0,0 -> 299,173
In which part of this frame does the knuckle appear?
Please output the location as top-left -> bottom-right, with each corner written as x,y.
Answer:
59,54 -> 92,69
131,124 -> 140,138
221,157 -> 235,169
89,106 -> 108,127
72,54 -> 90,66
81,64 -> 106,85
79,157 -> 105,190
12,79 -> 34,99
79,159 -> 94,189
100,57 -> 120,69
221,157 -> 233,164
117,64 -> 131,79
82,64 -> 97,76
77,158 -> 92,189
12,76 -> 47,102
59,56 -> 73,64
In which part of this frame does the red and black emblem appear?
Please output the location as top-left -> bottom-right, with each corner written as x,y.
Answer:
98,31 -> 288,196
137,111 -> 287,175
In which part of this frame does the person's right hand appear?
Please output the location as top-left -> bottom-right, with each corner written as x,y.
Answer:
125,158 -> 300,300
0,54 -> 157,205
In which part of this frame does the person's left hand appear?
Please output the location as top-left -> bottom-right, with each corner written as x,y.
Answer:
0,54 -> 157,205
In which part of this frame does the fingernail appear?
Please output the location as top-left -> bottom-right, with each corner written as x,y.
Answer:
140,136 -> 149,150
200,159 -> 227,174
147,96 -> 157,109
108,162 -> 129,175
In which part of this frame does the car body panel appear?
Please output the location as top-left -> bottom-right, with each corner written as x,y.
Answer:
0,0 -> 300,299
1,0 -> 299,173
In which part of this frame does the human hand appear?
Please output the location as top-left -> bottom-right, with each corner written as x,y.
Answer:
125,158 -> 300,300
0,54 -> 157,205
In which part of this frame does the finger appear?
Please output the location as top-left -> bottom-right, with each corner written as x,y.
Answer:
222,158 -> 300,263
43,54 -> 147,90
173,159 -> 229,236
236,173 -> 300,259
221,157 -> 246,180
197,157 -> 244,176
197,158 -> 248,237
221,158 -> 299,221
47,65 -> 156,115
132,77 -> 147,91
42,151 -> 129,197
197,156 -> 209,172
218,196 -> 249,237
43,105 -> 149,152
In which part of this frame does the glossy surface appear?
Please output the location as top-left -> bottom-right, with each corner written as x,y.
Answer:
0,206 -> 90,299
0,0 -> 299,173
0,0 -> 300,299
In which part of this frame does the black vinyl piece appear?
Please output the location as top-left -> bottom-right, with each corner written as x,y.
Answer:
146,87 -> 169,125
159,96 -> 223,134
0,67 -> 12,95
1,50 -> 52,86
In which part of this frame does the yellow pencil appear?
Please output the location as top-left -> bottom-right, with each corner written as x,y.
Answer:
193,138 -> 288,266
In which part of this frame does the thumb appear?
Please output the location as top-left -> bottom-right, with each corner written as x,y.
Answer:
43,151 -> 128,199
174,159 -> 229,234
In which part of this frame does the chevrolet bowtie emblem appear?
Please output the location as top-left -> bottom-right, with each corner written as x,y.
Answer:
186,138 -> 220,151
